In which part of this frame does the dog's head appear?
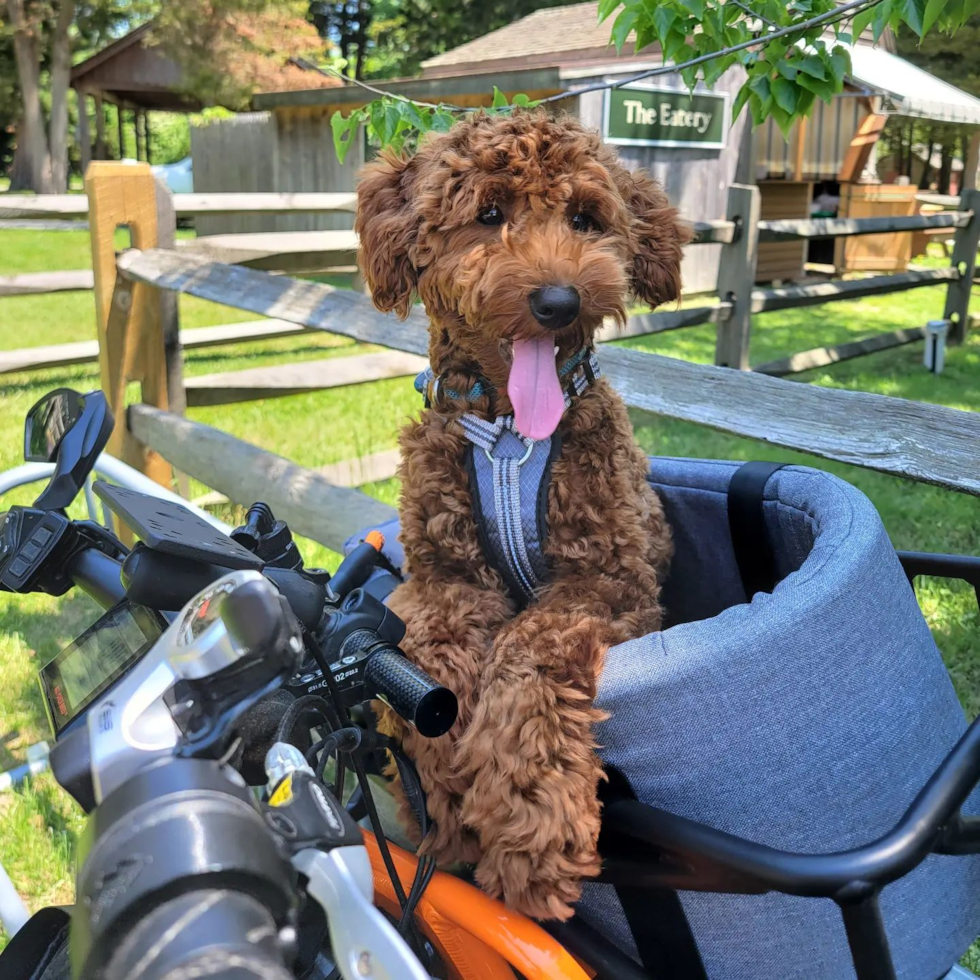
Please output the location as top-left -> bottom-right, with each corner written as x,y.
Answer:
355,110 -> 689,438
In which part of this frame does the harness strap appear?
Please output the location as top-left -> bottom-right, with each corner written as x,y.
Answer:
727,460 -> 787,600
461,415 -> 557,606
415,348 -> 600,607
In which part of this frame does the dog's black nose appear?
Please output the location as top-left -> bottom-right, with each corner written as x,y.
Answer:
528,285 -> 580,330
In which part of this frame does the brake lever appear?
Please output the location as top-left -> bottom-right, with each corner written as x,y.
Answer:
263,743 -> 430,980
294,848 -> 430,980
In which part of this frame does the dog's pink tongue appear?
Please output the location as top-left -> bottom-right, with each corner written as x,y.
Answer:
508,338 -> 564,440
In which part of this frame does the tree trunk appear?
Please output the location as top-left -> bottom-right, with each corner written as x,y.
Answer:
8,139 -> 32,190
919,129 -> 937,189
6,0 -> 55,192
353,0 -> 369,80
95,92 -> 108,160
938,142 -> 954,196
77,92 -> 92,175
94,92 -> 107,159
47,0 -> 76,192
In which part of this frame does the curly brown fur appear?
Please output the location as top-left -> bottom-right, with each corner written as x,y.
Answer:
355,110 -> 686,920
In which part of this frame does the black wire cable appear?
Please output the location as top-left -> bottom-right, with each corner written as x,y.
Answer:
301,632 -> 412,912
275,694 -> 335,745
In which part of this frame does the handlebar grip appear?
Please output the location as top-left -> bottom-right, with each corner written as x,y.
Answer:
363,644 -> 457,737
100,890 -> 292,980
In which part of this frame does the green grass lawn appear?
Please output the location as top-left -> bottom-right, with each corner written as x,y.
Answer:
0,227 -> 978,965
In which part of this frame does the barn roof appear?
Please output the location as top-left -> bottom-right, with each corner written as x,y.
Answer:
70,21 -> 339,112
420,2 -> 629,77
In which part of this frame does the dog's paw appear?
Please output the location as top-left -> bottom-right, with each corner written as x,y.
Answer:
475,845 -> 600,921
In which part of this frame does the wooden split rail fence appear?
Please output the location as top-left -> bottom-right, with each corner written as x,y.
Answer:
2,174 -> 976,380
2,163 -> 979,553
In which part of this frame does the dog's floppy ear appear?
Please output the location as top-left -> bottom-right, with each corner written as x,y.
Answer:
355,150 -> 419,319
621,168 -> 691,309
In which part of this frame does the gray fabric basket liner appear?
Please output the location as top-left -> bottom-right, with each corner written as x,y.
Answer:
348,457 -> 980,979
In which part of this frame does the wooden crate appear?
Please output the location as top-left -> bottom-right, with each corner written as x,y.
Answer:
756,181 -> 812,283
834,184 -> 919,274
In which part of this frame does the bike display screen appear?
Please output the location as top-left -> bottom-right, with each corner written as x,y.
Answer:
38,601 -> 166,735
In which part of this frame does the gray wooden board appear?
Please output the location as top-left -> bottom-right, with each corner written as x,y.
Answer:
0,319 -> 311,374
318,449 -> 401,488
599,346 -> 980,496
176,230 -> 358,273
758,212 -> 972,242
595,303 -> 729,343
0,194 -> 87,219
0,219 -> 89,231
751,267 -> 959,313
753,327 -> 926,376
117,248 -> 431,355
185,350 -> 428,406
128,404 -> 396,553
0,269 -> 94,296
121,249 -> 980,496
0,191 -> 357,220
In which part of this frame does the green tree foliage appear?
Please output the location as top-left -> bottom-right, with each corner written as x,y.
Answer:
310,0 -> 582,80
888,11 -> 980,192
336,0 -> 980,161
150,0 -> 325,110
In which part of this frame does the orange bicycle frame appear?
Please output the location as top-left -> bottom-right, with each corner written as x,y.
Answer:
363,831 -> 595,980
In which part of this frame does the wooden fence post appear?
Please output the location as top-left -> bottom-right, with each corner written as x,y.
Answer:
715,183 -> 761,370
942,187 -> 980,345
85,160 -> 175,486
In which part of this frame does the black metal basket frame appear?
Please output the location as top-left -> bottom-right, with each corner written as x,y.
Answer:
548,552 -> 980,980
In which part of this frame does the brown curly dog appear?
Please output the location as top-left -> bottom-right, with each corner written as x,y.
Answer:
355,109 -> 687,920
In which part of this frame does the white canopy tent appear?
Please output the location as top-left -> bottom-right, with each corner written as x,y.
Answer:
847,45 -> 980,126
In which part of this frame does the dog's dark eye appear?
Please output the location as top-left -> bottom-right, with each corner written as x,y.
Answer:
477,204 -> 504,225
570,212 -> 601,234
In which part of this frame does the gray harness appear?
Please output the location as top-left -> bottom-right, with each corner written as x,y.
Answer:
415,348 -> 601,606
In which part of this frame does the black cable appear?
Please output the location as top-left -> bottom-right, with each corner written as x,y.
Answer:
275,694 -> 335,745
303,633 -> 412,912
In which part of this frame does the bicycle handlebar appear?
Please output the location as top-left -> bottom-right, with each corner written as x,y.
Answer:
72,758 -> 296,980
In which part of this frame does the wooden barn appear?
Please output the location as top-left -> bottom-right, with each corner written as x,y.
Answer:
187,1 -> 980,292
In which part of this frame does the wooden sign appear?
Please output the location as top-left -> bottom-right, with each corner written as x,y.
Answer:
604,84 -> 729,149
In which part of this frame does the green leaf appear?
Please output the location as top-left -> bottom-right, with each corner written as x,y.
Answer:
796,86 -> 817,116
597,0 -> 622,23
663,26 -> 690,63
652,5 -> 676,42
680,64 -> 699,88
851,3 -> 878,38
385,103 -> 402,140
512,93 -> 531,107
492,86 -> 508,108
703,53 -> 735,87
748,72 -> 771,103
330,110 -> 359,164
797,54 -> 827,80
749,91 -> 771,126
771,76 -> 798,114
902,0 -> 927,34
776,60 -> 798,81
922,0 -> 944,32
770,102 -> 795,138
369,101 -> 390,144
680,0 -> 705,18
873,2 -> 891,41
611,6 -> 639,51
401,100 -> 426,129
796,71 -> 835,104
634,20 -> 657,52
732,83 -> 751,122
431,109 -> 455,132
828,47 -> 851,86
